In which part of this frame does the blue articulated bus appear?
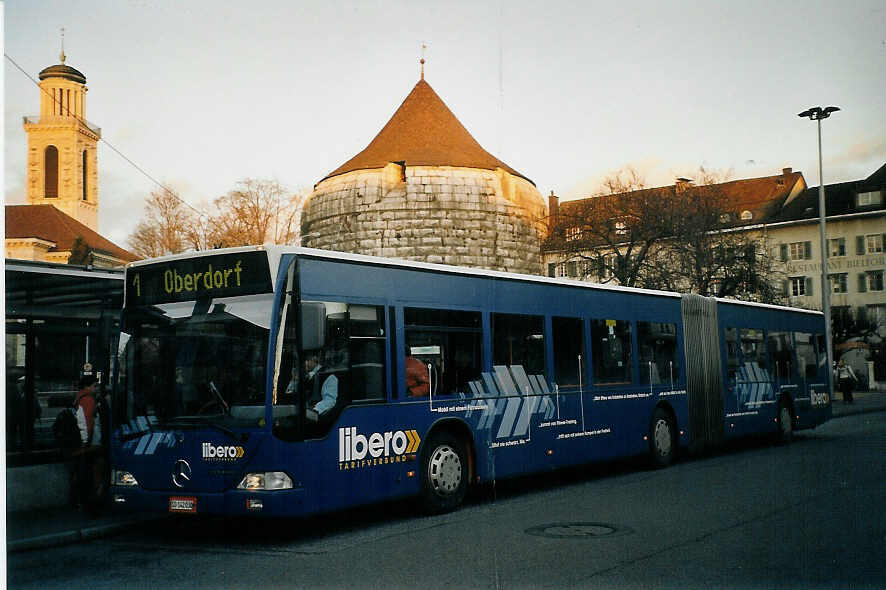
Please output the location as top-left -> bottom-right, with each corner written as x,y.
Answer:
111,246 -> 832,516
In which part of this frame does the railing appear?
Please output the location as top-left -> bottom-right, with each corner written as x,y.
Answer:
23,115 -> 101,135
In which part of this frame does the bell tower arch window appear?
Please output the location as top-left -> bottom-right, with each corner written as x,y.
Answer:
82,150 -> 88,200
44,145 -> 59,198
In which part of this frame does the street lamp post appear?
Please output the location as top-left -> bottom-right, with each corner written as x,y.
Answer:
798,105 -> 840,398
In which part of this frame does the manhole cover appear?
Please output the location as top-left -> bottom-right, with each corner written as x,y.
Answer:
525,522 -> 633,539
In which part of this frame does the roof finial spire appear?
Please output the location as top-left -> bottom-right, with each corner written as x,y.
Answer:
59,27 -> 66,64
420,42 -> 427,80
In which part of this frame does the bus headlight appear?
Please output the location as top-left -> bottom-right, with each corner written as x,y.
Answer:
112,470 -> 139,487
237,472 -> 293,490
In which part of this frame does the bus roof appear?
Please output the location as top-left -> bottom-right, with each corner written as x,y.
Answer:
126,245 -> 822,317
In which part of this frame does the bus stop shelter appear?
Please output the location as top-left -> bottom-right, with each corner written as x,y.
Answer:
5,259 -> 123,466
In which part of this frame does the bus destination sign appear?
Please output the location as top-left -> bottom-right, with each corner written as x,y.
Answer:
126,251 -> 273,306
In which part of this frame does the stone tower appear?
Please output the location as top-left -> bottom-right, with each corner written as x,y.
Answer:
302,74 -> 546,276
23,47 -> 101,231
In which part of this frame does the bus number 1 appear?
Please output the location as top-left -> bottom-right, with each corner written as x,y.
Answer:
132,273 -> 140,297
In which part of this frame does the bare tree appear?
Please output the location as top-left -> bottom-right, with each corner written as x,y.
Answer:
651,169 -> 784,303
128,180 -> 309,256
545,166 -> 784,303
209,179 -> 308,248
545,167 -> 680,287
128,189 -> 198,258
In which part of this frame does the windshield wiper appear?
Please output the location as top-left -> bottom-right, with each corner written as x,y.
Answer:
209,380 -> 230,414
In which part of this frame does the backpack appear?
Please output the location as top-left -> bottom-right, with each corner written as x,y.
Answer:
53,406 -> 82,450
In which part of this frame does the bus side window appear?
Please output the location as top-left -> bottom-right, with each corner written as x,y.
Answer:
552,317 -> 584,391
492,313 -> 547,391
767,331 -> 794,383
404,308 -> 482,397
349,305 -> 386,402
725,327 -> 739,383
590,319 -> 633,385
638,321 -> 679,386
794,332 -> 817,380
740,328 -> 768,372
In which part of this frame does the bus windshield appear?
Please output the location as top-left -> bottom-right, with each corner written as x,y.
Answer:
117,293 -> 273,427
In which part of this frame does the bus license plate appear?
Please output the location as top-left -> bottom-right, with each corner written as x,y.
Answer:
169,496 -> 197,513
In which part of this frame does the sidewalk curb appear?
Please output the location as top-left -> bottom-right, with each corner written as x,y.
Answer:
7,514 -> 162,554
832,405 -> 886,419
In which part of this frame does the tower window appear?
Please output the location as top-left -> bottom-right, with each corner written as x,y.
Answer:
44,145 -> 59,198
82,150 -> 88,200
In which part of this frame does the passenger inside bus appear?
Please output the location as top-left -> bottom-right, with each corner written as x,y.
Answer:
405,353 -> 430,397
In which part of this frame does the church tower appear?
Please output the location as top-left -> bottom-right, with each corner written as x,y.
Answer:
23,43 -> 101,231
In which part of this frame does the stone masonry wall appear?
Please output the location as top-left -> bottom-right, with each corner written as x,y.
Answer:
302,165 -> 547,276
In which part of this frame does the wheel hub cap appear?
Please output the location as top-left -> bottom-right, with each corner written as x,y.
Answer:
429,445 -> 462,496
654,419 -> 672,456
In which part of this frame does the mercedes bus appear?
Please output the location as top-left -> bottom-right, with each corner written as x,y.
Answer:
110,246 -> 832,516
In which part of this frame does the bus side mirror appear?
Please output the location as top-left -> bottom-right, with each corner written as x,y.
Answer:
300,302 -> 326,350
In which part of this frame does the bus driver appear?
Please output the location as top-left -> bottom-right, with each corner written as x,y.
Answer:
303,353 -> 338,422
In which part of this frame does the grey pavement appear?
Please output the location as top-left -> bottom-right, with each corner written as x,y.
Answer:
6,389 -> 885,554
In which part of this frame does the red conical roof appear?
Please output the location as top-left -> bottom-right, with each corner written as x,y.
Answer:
322,79 -> 533,185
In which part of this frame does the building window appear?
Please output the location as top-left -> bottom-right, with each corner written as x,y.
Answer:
868,271 -> 885,292
829,237 -> 846,257
565,227 -> 581,242
547,263 -> 556,278
556,263 -> 568,278
867,305 -> 886,325
44,145 -> 59,198
830,273 -> 848,294
857,190 -> 883,207
789,241 -> 812,260
789,276 -> 810,297
740,210 -> 753,221
614,221 -> 628,237
82,150 -> 88,201
865,234 -> 884,254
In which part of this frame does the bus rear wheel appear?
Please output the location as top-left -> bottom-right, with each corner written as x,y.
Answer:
420,431 -> 468,513
776,400 -> 793,444
649,408 -> 676,469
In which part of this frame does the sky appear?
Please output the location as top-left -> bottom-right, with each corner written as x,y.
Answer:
4,0 -> 886,249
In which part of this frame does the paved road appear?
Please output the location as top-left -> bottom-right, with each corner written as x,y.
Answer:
9,413 -> 886,589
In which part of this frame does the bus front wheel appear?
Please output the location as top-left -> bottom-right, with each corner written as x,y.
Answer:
420,431 -> 468,513
649,408 -> 676,469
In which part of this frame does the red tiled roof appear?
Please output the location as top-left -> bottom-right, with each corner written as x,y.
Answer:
321,78 -> 533,185
5,204 -> 138,262
559,171 -> 805,223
